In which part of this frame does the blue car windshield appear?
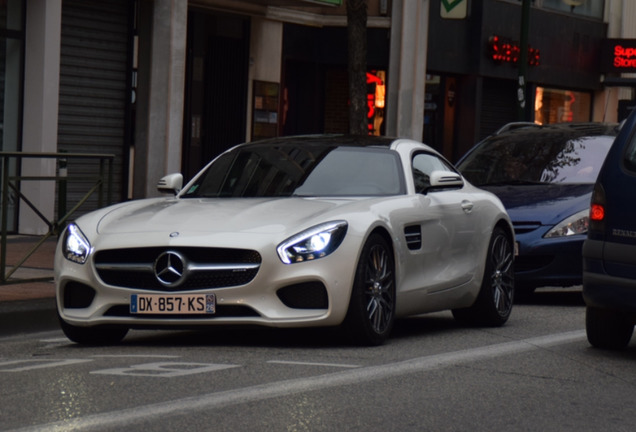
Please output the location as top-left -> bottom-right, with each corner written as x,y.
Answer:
182,144 -> 405,198
458,130 -> 616,186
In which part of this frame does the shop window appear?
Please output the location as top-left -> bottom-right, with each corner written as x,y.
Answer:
535,87 -> 591,124
539,0 -> 604,19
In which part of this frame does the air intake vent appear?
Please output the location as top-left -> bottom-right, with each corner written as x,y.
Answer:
404,225 -> 422,250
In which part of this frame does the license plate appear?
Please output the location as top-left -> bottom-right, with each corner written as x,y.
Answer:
130,293 -> 216,315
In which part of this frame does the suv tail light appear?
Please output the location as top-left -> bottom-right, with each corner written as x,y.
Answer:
590,204 -> 604,221
588,182 -> 606,236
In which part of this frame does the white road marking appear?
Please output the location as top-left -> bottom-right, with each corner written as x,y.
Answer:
91,362 -> 240,378
91,354 -> 180,359
0,359 -> 92,372
268,360 -> 360,368
9,330 -> 586,432
40,338 -> 70,343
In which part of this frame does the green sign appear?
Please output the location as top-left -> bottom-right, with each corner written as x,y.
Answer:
441,0 -> 467,19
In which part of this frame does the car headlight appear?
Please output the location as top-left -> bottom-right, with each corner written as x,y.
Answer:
63,224 -> 92,264
277,221 -> 348,264
543,209 -> 589,238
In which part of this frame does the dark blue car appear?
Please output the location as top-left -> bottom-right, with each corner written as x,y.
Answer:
457,123 -> 619,296
584,110 -> 636,349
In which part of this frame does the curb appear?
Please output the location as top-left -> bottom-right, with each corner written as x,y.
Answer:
0,298 -> 59,337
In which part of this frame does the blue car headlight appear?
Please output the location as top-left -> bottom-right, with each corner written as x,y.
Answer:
544,209 -> 589,238
277,221 -> 348,264
63,224 -> 92,264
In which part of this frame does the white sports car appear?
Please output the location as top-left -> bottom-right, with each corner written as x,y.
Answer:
55,135 -> 515,345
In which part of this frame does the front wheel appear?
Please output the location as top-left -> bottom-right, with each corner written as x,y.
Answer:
343,233 -> 396,346
452,226 -> 514,326
58,313 -> 128,345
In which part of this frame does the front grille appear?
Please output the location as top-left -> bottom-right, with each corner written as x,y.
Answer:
94,247 -> 261,291
513,222 -> 542,235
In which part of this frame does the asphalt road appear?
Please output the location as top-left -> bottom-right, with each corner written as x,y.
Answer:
2,288 -> 636,432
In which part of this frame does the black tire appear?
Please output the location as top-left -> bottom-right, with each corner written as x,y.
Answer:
343,233 -> 396,346
452,226 -> 514,326
586,306 -> 634,350
58,313 -> 128,345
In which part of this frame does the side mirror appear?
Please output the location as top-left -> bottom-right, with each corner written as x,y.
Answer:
157,173 -> 183,195
428,170 -> 464,191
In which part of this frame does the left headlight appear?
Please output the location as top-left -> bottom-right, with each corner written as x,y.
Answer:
544,209 -> 588,238
63,224 -> 92,264
277,221 -> 348,264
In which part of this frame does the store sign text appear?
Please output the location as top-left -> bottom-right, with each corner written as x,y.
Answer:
601,39 -> 636,73
612,45 -> 636,69
488,36 -> 540,66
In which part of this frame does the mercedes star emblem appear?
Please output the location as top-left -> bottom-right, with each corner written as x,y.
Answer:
154,250 -> 188,287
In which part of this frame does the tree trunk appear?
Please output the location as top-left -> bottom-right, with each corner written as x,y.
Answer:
346,0 -> 368,135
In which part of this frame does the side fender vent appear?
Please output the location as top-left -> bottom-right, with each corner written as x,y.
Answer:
404,225 -> 422,250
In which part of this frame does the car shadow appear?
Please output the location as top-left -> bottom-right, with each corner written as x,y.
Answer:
515,287 -> 585,307
60,313 -> 461,349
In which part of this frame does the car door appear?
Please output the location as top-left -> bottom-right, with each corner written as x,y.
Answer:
408,152 -> 479,294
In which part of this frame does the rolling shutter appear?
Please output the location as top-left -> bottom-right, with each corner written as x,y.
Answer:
58,0 -> 130,217
479,78 -> 518,140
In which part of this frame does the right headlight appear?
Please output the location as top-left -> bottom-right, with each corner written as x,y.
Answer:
277,221 -> 348,264
63,224 -> 92,264
543,209 -> 589,238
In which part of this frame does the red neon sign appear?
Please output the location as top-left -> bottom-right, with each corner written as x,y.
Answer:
488,35 -> 540,66
601,39 -> 636,73
613,45 -> 636,68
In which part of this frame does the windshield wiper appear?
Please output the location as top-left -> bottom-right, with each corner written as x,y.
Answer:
480,180 -> 549,186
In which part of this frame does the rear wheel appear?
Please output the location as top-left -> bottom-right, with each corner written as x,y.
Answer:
343,233 -> 396,346
452,226 -> 514,326
586,306 -> 634,350
58,313 -> 128,345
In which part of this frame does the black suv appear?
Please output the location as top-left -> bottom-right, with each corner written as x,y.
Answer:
583,111 -> 636,349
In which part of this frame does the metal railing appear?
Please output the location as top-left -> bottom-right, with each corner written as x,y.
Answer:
0,152 -> 115,285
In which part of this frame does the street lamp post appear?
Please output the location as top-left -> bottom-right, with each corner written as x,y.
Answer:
518,0 -> 531,120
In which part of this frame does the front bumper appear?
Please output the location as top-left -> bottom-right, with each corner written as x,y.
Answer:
514,231 -> 585,289
55,235 -> 359,329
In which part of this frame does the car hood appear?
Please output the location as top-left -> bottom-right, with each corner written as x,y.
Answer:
95,197 -> 352,236
480,183 -> 592,225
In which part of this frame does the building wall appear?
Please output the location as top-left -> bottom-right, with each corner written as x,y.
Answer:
12,0 -> 636,234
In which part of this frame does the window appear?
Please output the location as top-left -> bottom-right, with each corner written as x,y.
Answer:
537,0 -> 604,19
184,143 -> 405,198
535,87 -> 592,125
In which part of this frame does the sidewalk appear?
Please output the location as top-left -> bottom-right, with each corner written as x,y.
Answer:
0,235 -> 58,336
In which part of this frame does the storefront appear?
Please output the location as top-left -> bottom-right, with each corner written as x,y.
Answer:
426,0 -> 609,161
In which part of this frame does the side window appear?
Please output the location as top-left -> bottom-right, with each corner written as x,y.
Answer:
624,131 -> 636,173
412,153 -> 453,193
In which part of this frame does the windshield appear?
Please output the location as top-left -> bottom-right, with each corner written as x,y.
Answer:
458,130 -> 615,186
182,143 -> 405,198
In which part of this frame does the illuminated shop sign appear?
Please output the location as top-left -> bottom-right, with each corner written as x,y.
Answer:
601,39 -> 636,73
487,35 -> 540,66
367,71 -> 386,136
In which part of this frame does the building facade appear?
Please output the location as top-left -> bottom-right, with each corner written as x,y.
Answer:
1,0 -> 635,234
